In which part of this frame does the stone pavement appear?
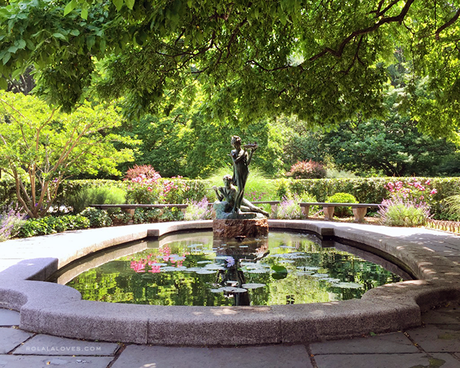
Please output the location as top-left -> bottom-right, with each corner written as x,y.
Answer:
1,301 -> 460,368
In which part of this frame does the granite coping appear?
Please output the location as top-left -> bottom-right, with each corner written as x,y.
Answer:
0,220 -> 460,345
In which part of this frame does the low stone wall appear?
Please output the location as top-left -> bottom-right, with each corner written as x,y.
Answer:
0,220 -> 459,345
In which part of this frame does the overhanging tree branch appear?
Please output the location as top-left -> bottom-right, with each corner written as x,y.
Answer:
309,0 -> 415,62
436,8 -> 460,39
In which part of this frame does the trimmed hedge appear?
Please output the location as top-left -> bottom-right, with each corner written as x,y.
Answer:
2,177 -> 460,220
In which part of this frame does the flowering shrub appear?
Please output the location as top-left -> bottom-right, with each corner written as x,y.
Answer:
124,165 -> 160,180
379,179 -> 436,226
246,190 -> 267,202
125,172 -> 162,204
0,206 -> 26,241
162,177 -> 190,204
184,197 -> 213,220
385,179 -> 437,207
379,199 -> 431,227
125,165 -> 191,205
287,160 -> 327,179
276,196 -> 301,219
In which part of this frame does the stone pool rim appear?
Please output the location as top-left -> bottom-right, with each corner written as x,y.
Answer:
1,220 -> 459,346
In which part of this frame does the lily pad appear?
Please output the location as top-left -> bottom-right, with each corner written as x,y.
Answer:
242,283 -> 266,289
195,269 -> 216,275
331,282 -> 362,289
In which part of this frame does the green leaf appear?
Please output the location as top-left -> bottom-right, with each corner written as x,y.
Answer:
53,33 -> 67,41
0,78 -> 7,90
81,7 -> 88,20
2,52 -> 11,65
64,0 -> 77,16
86,35 -> 96,50
112,0 -> 124,11
125,0 -> 135,10
70,29 -> 80,36
17,39 -> 26,49
7,45 -> 18,53
12,68 -> 22,79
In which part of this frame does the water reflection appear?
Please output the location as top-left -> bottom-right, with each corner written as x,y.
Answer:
213,237 -> 269,305
55,232 -> 410,307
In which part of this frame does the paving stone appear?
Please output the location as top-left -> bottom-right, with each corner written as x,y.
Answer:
0,308 -> 20,326
0,355 -> 113,368
422,304 -> 460,325
314,353 -> 460,368
111,344 -> 312,368
310,332 -> 418,354
407,325 -> 460,353
0,327 -> 33,353
13,334 -> 120,356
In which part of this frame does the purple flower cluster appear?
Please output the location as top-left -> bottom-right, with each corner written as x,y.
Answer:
0,205 -> 26,241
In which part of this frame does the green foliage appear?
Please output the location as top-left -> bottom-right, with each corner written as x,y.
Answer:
0,91 -> 135,218
159,207 -> 184,222
132,208 -> 162,224
4,0 -> 460,139
326,192 -> 358,217
110,208 -> 133,225
438,195 -> 460,221
79,207 -> 112,228
17,214 -> 90,238
67,186 -> 126,213
321,116 -> 458,177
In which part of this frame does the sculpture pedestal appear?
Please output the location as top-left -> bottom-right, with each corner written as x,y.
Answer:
213,218 -> 269,239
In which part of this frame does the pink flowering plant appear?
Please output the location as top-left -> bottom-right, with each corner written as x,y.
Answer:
125,172 -> 163,204
384,180 -> 437,207
162,176 -> 190,204
125,165 -> 192,205
379,179 -> 437,227
286,160 -> 327,179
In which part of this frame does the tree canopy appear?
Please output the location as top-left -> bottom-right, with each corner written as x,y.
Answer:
1,0 -> 460,136
0,91 -> 135,217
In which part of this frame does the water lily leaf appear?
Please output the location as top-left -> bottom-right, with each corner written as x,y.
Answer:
221,286 -> 247,293
242,283 -> 266,289
196,269 -> 215,275
312,273 -> 329,278
204,264 -> 225,270
332,282 -> 362,289
296,271 -> 313,276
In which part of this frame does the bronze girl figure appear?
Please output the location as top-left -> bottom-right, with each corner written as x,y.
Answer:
229,135 -> 258,215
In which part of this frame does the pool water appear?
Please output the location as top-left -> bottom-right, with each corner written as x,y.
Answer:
65,232 -> 406,306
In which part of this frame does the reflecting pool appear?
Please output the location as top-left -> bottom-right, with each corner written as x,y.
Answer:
63,231 -> 409,306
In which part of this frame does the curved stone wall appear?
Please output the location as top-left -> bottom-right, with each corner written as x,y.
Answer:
0,220 -> 459,345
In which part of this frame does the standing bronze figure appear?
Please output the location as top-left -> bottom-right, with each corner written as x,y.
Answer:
229,135 -> 258,215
